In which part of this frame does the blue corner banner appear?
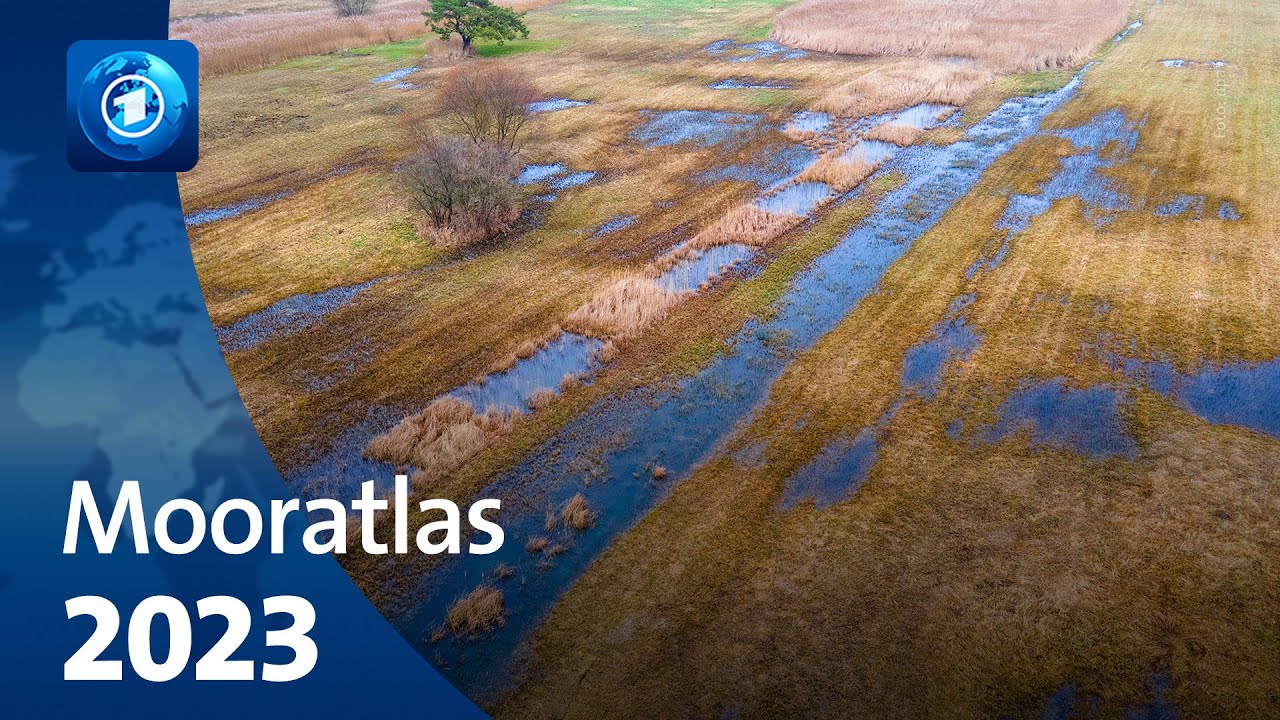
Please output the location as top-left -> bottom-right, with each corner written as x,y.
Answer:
0,3 -> 487,717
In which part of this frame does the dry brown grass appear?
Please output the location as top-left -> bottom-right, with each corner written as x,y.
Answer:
690,204 -> 804,250
172,0 -> 562,76
445,585 -> 505,636
172,0 -> 426,76
565,275 -> 683,338
526,536 -> 550,553
796,154 -> 876,192
772,0 -> 1130,72
817,59 -> 993,118
364,396 -> 514,482
861,121 -> 922,146
527,388 -> 557,410
561,493 -> 597,531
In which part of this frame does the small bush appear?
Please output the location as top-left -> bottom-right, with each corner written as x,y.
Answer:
437,64 -> 538,153
399,136 -> 520,247
332,0 -> 375,16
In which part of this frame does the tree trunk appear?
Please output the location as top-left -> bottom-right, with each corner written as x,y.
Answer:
461,34 -> 473,56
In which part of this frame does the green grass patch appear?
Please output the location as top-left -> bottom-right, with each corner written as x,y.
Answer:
349,38 -> 428,62
1007,68 -> 1075,96
748,89 -> 792,107
474,37 -> 565,58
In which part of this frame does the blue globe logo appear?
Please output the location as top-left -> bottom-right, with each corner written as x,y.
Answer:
77,51 -> 190,162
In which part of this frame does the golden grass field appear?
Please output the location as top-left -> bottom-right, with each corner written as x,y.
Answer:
181,0 -> 1279,716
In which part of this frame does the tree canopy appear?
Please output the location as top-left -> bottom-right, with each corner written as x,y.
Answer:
424,0 -> 530,55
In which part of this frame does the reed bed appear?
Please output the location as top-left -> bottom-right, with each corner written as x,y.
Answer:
364,396 -> 515,485
771,0 -> 1130,72
817,59 -> 992,118
171,0 -> 561,76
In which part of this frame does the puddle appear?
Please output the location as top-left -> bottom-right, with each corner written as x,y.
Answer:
632,109 -> 766,149
449,333 -> 605,413
1160,58 -> 1229,68
700,143 -> 818,189
709,77 -> 792,90
185,191 -> 292,227
962,378 -> 1137,459
969,109 -> 1142,277
216,278 -> 381,353
890,103 -> 957,131
705,39 -> 807,62
1041,673 -> 1176,720
785,111 -> 832,134
549,171 -> 595,190
1112,19 -> 1143,44
371,67 -> 418,84
782,293 -> 979,509
1218,200 -> 1240,220
389,81 -> 416,90
1100,348 -> 1280,438
527,98 -> 590,113
515,163 -> 567,186
755,181 -> 831,216
901,300 -> 980,402
590,214 -> 638,239
840,139 -> 898,166
654,243 -> 754,292
1154,193 -> 1205,219
780,428 -> 880,509
393,59 -> 1102,700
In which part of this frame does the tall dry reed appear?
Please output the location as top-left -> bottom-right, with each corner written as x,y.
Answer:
771,0 -> 1129,72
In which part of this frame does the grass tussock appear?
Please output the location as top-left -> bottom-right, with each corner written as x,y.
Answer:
527,388 -> 557,410
364,396 -> 514,482
817,59 -> 992,118
445,585 -> 505,636
526,536 -> 550,553
561,493 -> 597,531
797,155 -> 876,192
862,121 -> 922,147
771,0 -> 1129,72
689,204 -> 804,250
565,275 -> 683,338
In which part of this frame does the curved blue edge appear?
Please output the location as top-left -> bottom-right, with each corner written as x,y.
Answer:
0,3 -> 489,717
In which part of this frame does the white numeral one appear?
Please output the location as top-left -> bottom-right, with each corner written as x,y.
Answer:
65,596 -> 123,681
128,596 -> 192,682
262,596 -> 317,683
195,596 -> 254,681
113,87 -> 148,127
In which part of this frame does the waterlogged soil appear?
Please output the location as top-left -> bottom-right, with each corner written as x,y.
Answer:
400,61 -> 1100,702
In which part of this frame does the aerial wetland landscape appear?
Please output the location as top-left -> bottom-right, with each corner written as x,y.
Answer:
175,0 -> 1278,716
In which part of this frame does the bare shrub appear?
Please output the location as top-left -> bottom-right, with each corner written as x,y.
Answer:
438,64 -> 538,154
365,396 -> 515,481
399,136 -> 520,247
771,0 -> 1129,72
561,493 -> 597,531
332,0 -> 374,17
446,585 -> 505,635
566,275 -> 683,338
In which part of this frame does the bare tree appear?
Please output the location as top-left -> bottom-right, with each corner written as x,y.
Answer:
400,136 -> 519,246
331,0 -> 375,16
437,64 -> 537,155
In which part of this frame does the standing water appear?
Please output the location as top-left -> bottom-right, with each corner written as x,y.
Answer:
398,62 -> 1102,701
